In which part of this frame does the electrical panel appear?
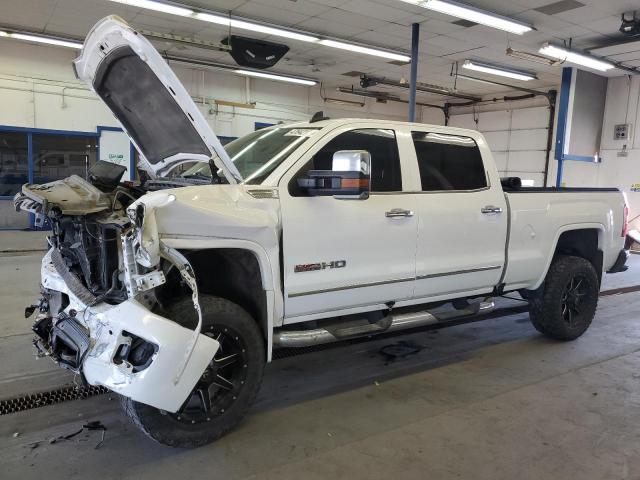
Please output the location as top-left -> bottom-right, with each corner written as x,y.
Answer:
614,123 -> 630,140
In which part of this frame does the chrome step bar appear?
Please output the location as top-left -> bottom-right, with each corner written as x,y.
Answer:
273,301 -> 495,348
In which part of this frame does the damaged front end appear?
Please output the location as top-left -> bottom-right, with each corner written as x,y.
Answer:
14,166 -> 219,413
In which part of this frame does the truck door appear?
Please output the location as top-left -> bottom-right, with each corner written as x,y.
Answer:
279,127 -> 418,320
407,129 -> 508,299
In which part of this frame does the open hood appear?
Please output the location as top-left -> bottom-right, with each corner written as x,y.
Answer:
74,16 -> 242,182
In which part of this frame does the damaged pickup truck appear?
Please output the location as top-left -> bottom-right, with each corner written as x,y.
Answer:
14,16 -> 630,448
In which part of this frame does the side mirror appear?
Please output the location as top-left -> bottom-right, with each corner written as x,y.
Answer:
297,150 -> 371,199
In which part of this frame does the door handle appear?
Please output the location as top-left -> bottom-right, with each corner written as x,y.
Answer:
481,205 -> 503,214
386,208 -> 414,218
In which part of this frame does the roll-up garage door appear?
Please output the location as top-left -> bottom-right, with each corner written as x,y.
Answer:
448,106 -> 550,187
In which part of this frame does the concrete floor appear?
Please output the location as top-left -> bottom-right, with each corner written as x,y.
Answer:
1,240 -> 640,479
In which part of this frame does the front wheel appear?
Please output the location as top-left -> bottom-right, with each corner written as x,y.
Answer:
122,295 -> 265,448
528,255 -> 599,341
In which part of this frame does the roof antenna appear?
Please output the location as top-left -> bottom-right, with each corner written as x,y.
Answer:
310,111 -> 329,123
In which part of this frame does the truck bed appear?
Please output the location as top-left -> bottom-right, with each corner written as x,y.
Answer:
502,188 -> 626,292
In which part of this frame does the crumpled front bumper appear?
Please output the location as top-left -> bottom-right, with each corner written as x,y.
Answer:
40,249 -> 219,413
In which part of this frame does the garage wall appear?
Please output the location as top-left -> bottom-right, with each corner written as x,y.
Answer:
448,105 -> 552,187
0,40 -> 413,138
560,75 -> 640,228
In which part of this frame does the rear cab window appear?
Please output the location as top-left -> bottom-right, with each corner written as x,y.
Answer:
411,131 -> 487,192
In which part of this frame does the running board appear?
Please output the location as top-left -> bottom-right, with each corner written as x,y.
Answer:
273,301 -> 495,348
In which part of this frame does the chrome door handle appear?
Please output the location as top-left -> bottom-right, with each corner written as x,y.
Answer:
481,205 -> 503,214
386,208 -> 414,218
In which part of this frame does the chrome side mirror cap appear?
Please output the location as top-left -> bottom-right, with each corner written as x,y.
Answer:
297,150 -> 371,199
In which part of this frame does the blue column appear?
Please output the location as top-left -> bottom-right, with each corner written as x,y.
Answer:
27,133 -> 34,228
408,23 -> 420,123
555,67 -> 573,187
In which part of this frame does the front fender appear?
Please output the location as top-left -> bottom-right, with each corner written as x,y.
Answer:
160,236 -> 280,362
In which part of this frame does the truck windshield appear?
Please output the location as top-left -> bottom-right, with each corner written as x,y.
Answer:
178,127 -> 319,185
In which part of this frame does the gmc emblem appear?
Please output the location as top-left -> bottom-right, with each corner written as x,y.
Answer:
295,260 -> 346,273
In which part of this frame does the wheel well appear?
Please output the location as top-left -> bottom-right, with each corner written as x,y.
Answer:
553,229 -> 603,283
169,249 -> 268,340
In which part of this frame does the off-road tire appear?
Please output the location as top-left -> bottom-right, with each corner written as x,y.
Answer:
528,255 -> 599,341
122,295 -> 265,448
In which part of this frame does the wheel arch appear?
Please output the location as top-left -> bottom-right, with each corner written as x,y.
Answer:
531,224 -> 605,290
160,237 -> 278,361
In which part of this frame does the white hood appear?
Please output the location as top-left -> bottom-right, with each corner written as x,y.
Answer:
73,16 -> 242,182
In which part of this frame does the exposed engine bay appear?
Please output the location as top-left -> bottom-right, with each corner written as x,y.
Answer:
13,161 -> 219,412
15,162 -> 142,307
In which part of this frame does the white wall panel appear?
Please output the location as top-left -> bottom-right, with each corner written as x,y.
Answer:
476,110 -> 510,131
0,88 -> 32,126
448,114 -> 476,130
511,106 -> 549,130
482,130 -> 510,152
507,150 -> 547,173
508,129 -> 548,151
492,151 -> 508,172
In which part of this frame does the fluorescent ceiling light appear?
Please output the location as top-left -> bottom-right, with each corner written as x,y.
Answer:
195,13 -> 318,43
319,39 -> 411,62
109,0 -> 193,16
402,0 -> 533,35
0,31 -> 82,49
107,0 -> 408,61
462,60 -> 536,81
234,69 -> 317,86
539,43 -> 615,72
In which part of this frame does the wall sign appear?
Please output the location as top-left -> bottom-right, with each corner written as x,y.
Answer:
98,128 -> 133,180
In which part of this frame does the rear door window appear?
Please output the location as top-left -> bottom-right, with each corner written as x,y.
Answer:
411,132 -> 487,191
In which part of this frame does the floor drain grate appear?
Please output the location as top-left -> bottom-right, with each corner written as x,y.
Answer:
0,385 -> 108,416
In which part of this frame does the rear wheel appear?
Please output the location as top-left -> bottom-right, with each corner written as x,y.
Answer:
122,295 -> 265,448
528,255 -> 599,341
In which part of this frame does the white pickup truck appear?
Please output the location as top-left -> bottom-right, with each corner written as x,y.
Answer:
14,17 -> 629,447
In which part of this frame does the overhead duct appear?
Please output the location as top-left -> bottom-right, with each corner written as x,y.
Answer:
360,74 -> 481,102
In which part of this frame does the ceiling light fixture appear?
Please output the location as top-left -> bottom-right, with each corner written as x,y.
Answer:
539,43 -> 615,71
318,39 -> 410,62
108,0 -> 410,61
110,0 -> 193,16
462,60 -> 537,81
234,69 -> 316,86
193,13 -> 319,43
0,30 -> 82,48
399,0 -> 533,35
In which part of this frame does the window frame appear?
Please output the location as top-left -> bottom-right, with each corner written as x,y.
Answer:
409,129 -> 491,194
282,125 -> 406,197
